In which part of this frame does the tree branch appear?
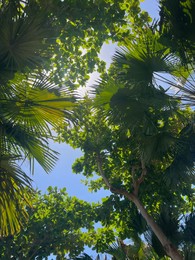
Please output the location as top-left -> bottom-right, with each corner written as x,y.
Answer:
96,153 -> 112,190
97,155 -> 183,260
96,153 -> 134,200
132,158 -> 147,196
96,153 -> 183,259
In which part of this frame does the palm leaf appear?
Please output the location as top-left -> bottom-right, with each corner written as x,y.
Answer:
159,0 -> 195,63
108,85 -> 178,136
75,253 -> 93,260
0,155 -> 32,236
106,239 -> 146,260
0,72 -> 75,172
93,79 -> 122,110
180,212 -> 195,259
4,73 -> 75,129
173,69 -> 195,107
113,29 -> 176,87
0,1 -> 75,237
183,212 -> 195,244
164,123 -> 195,187
106,242 -> 127,260
1,114 -> 59,173
141,132 -> 176,163
93,30 -> 179,134
0,4 -> 54,74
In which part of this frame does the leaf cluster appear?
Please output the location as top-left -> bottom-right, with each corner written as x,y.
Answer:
0,187 -> 96,259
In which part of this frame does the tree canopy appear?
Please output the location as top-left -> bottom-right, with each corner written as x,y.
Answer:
0,0 -> 150,236
0,0 -> 195,259
58,2 -> 195,258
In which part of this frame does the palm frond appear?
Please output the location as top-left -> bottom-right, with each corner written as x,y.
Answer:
0,120 -> 59,173
105,241 -> 127,260
159,0 -> 195,63
75,253 -> 93,260
164,123 -> 195,187
4,73 -> 76,129
173,69 -> 195,107
141,132 -> 176,163
183,212 -> 195,244
108,85 -> 178,135
181,212 -> 195,260
0,4 -> 54,75
93,79 -> 123,110
0,155 -> 32,236
0,72 -> 75,172
113,29 -> 176,87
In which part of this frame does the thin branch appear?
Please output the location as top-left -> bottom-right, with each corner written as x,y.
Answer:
140,158 -> 147,183
96,153 -> 134,200
132,158 -> 147,196
96,153 -> 112,190
131,165 -> 137,184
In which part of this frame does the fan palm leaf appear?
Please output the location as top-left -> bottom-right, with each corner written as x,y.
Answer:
0,72 -> 75,172
164,122 -> 195,188
0,155 -> 32,236
0,73 -> 75,235
113,29 -> 177,88
0,121 -> 58,173
185,213 -> 195,243
93,28 -> 188,167
105,238 -> 151,260
94,28 -> 180,124
141,132 -> 176,163
3,73 -> 75,129
0,2 -> 54,75
0,1 -> 76,237
159,0 -> 195,64
94,79 -> 122,110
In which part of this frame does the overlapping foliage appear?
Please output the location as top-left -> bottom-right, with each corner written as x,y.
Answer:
0,0 -> 195,259
0,0 -> 148,236
0,187 -> 96,259
59,7 -> 195,259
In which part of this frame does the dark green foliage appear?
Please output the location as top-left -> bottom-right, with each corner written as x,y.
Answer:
164,123 -> 195,189
159,0 -> 195,63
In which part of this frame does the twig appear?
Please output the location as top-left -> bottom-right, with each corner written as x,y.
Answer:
96,153 -> 112,190
132,158 -> 147,196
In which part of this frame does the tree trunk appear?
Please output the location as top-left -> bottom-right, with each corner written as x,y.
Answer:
126,193 -> 183,260
96,156 -> 183,260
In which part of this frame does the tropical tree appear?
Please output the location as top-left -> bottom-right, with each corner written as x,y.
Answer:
0,187 -> 96,259
59,24 -> 195,259
0,75 -> 75,237
0,0 -> 151,236
0,0 -> 150,86
0,0 -> 75,236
